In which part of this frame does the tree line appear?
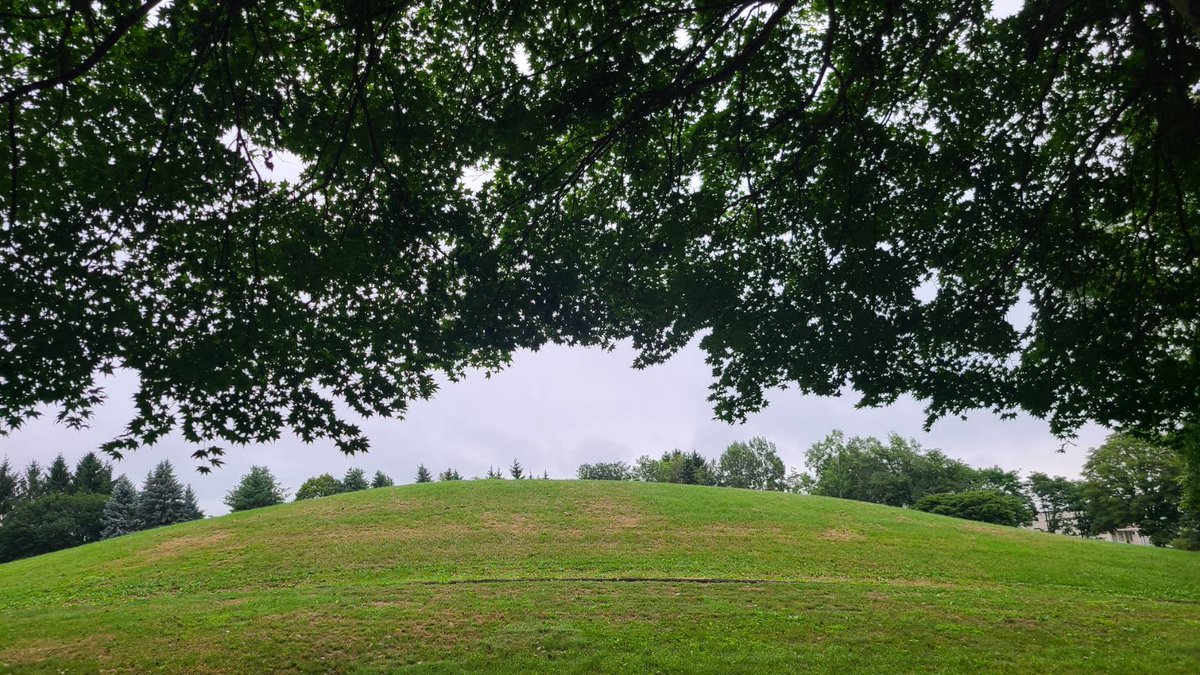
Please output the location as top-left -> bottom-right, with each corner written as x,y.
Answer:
226,460 -> 549,513
5,430 -> 1192,564
578,432 -> 1198,550
0,454 -> 202,562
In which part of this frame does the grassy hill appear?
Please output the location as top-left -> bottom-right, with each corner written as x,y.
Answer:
2,480 -> 1198,673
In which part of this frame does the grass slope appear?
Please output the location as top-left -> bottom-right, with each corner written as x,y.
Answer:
1,480 -> 1199,673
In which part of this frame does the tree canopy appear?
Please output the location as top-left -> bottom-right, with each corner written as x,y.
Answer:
2,2 -> 1197,463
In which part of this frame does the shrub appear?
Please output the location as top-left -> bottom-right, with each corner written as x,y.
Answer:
913,490 -> 1033,527
577,462 -> 632,481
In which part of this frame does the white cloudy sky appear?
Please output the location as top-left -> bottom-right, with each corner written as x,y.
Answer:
2,0 -> 1081,516
0,338 -> 1108,516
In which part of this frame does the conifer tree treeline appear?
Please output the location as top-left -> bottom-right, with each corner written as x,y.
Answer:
0,455 -> 202,562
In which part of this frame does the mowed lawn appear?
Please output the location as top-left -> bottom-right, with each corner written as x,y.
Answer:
1,480 -> 1198,673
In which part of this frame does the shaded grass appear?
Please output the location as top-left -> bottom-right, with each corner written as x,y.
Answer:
2,480 -> 1199,672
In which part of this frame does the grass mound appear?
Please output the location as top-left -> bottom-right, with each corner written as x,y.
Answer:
2,480 -> 1198,672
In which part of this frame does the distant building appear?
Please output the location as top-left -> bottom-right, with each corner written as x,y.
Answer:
1026,512 -> 1152,546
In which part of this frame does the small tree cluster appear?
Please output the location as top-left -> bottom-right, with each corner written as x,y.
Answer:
294,467 -> 399,501
914,491 -> 1034,527
0,456 -> 201,562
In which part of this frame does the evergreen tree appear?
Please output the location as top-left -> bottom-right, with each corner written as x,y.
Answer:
181,486 -> 205,521
342,468 -> 369,492
485,466 -> 504,479
101,476 -> 141,538
295,474 -> 343,500
509,459 -> 524,480
439,468 -> 463,481
138,461 -> 186,528
371,471 -> 394,488
224,466 -> 287,512
0,457 -> 17,521
20,461 -> 45,501
415,465 -> 432,483
74,452 -> 114,495
45,454 -> 73,494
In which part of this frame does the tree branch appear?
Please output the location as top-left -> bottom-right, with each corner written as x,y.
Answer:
0,0 -> 165,105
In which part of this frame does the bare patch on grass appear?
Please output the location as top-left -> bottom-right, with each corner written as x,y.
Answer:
142,531 -> 232,562
820,528 -> 865,542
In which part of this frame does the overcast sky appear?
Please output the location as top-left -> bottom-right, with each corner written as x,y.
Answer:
0,338 -> 1108,516
1,0 -> 1077,516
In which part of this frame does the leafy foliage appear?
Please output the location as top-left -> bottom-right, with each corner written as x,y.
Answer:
914,490 -> 1034,528
1082,434 -> 1184,546
2,2 -> 1197,464
577,461 -> 633,481
295,474 -> 344,500
634,451 -> 717,486
1027,472 -> 1085,535
224,466 -> 287,512
717,437 -> 786,491
802,432 -> 979,507
0,492 -> 108,562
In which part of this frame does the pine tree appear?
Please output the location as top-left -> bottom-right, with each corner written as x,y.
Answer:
101,476 -> 141,538
415,465 -> 432,483
509,459 -> 525,480
0,457 -> 17,520
138,461 -> 186,528
181,486 -> 205,521
371,471 -> 394,488
342,468 -> 369,492
224,466 -> 287,512
20,461 -> 44,501
438,468 -> 463,481
74,452 -> 114,495
485,466 -> 504,479
45,454 -> 73,494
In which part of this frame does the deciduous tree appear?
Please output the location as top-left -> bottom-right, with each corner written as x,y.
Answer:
717,438 -> 786,491
1082,434 -> 1184,546
2,2 -> 1196,471
295,474 -> 344,500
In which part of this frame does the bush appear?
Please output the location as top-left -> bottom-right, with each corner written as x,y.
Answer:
577,462 -> 632,481
913,490 -> 1033,527
0,492 -> 109,562
296,474 -> 344,500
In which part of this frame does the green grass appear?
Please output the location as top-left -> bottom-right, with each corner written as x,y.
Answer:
2,480 -> 1198,673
